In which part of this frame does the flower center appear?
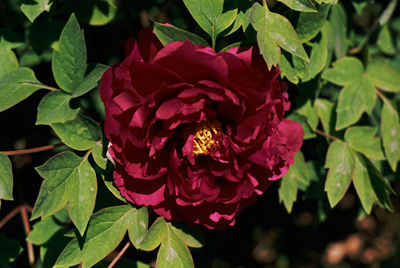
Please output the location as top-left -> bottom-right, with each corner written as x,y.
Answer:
192,120 -> 221,157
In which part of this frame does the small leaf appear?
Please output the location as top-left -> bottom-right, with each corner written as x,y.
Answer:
52,14 -> 86,93
127,207 -> 149,248
156,223 -> 194,268
74,0 -> 118,26
381,102 -> 400,171
302,30 -> 328,82
36,90 -> 80,125
352,152 -> 375,214
327,3 -> 347,58
335,76 -> 376,130
324,141 -> 354,208
344,127 -> 385,160
183,0 -> 237,41
51,113 -> 101,151
315,98 -> 335,135
91,141 -> 107,170
278,52 -> 307,84
0,68 -> 41,112
295,4 -> 331,43
296,98 -> 318,131
139,217 -> 167,251
21,0 -> 52,22
32,151 -> 97,235
377,24 -> 396,55
153,23 -> 209,47
54,205 -> 134,268
279,169 -> 298,213
170,222 -> 205,248
322,57 -> 364,86
367,58 -> 400,93
250,2 -> 308,69
27,216 -> 62,245
278,0 -> 317,12
0,153 -> 13,202
291,152 -> 310,186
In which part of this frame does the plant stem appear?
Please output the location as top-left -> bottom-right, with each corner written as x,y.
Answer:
107,242 -> 130,268
1,142 -> 64,156
20,206 -> 35,266
0,206 -> 21,229
314,128 -> 341,142
22,82 -> 58,91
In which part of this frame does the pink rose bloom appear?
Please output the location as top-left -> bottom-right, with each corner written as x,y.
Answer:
99,28 -> 304,229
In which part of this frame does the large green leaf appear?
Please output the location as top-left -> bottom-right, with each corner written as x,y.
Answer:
27,216 -> 63,245
156,223 -> 194,268
366,58 -> 400,93
31,151 -> 97,235
0,68 -> 41,112
51,113 -> 101,151
154,22 -> 209,47
250,2 -> 308,69
21,0 -> 52,22
279,169 -> 298,213
295,4 -> 331,42
322,57 -> 364,86
54,205 -> 142,268
52,14 -> 86,93
0,153 -> 13,203
324,141 -> 354,208
183,0 -> 237,43
127,207 -> 149,248
344,127 -> 385,160
36,90 -> 80,125
278,0 -> 317,12
381,101 -> 400,171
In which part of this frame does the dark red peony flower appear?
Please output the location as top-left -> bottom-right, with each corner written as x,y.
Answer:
99,28 -> 304,229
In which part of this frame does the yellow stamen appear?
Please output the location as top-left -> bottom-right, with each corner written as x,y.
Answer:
192,120 -> 221,157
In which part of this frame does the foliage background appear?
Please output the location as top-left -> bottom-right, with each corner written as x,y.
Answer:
0,0 -> 400,267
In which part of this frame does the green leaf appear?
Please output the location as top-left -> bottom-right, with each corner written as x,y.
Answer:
291,152 -> 310,186
72,63 -> 108,97
353,153 -> 394,212
327,3 -> 347,58
0,233 -> 23,267
322,57 -> 364,86
139,217 -> 167,251
32,151 -> 97,236
250,3 -> 308,69
74,0 -> 118,26
91,141 -> 107,170
170,222 -> 205,248
381,102 -> 400,171
278,52 -> 307,84
324,141 -> 354,208
21,0 -> 52,22
296,98 -> 318,131
36,90 -> 80,125
287,112 -> 316,139
377,24 -> 396,55
335,76 -> 376,130
302,31 -> 328,81
295,4 -> 331,43
183,0 -> 237,43
27,216 -> 63,245
323,57 -> 377,130
315,98 -> 335,135
0,153 -> 13,202
223,2 -> 252,35
51,113 -> 101,151
54,205 -> 135,268
0,68 -> 41,112
279,169 -> 298,213
344,127 -> 385,160
127,206 -> 149,248
154,22 -> 209,47
156,223 -> 194,268
278,0 -> 317,12
366,58 -> 400,93
52,14 -> 86,94
0,47 -> 18,76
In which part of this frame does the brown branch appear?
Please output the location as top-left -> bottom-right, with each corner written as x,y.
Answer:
314,128 -> 341,142
20,206 -> 35,266
1,142 -> 64,156
0,206 -> 21,229
107,242 -> 130,268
